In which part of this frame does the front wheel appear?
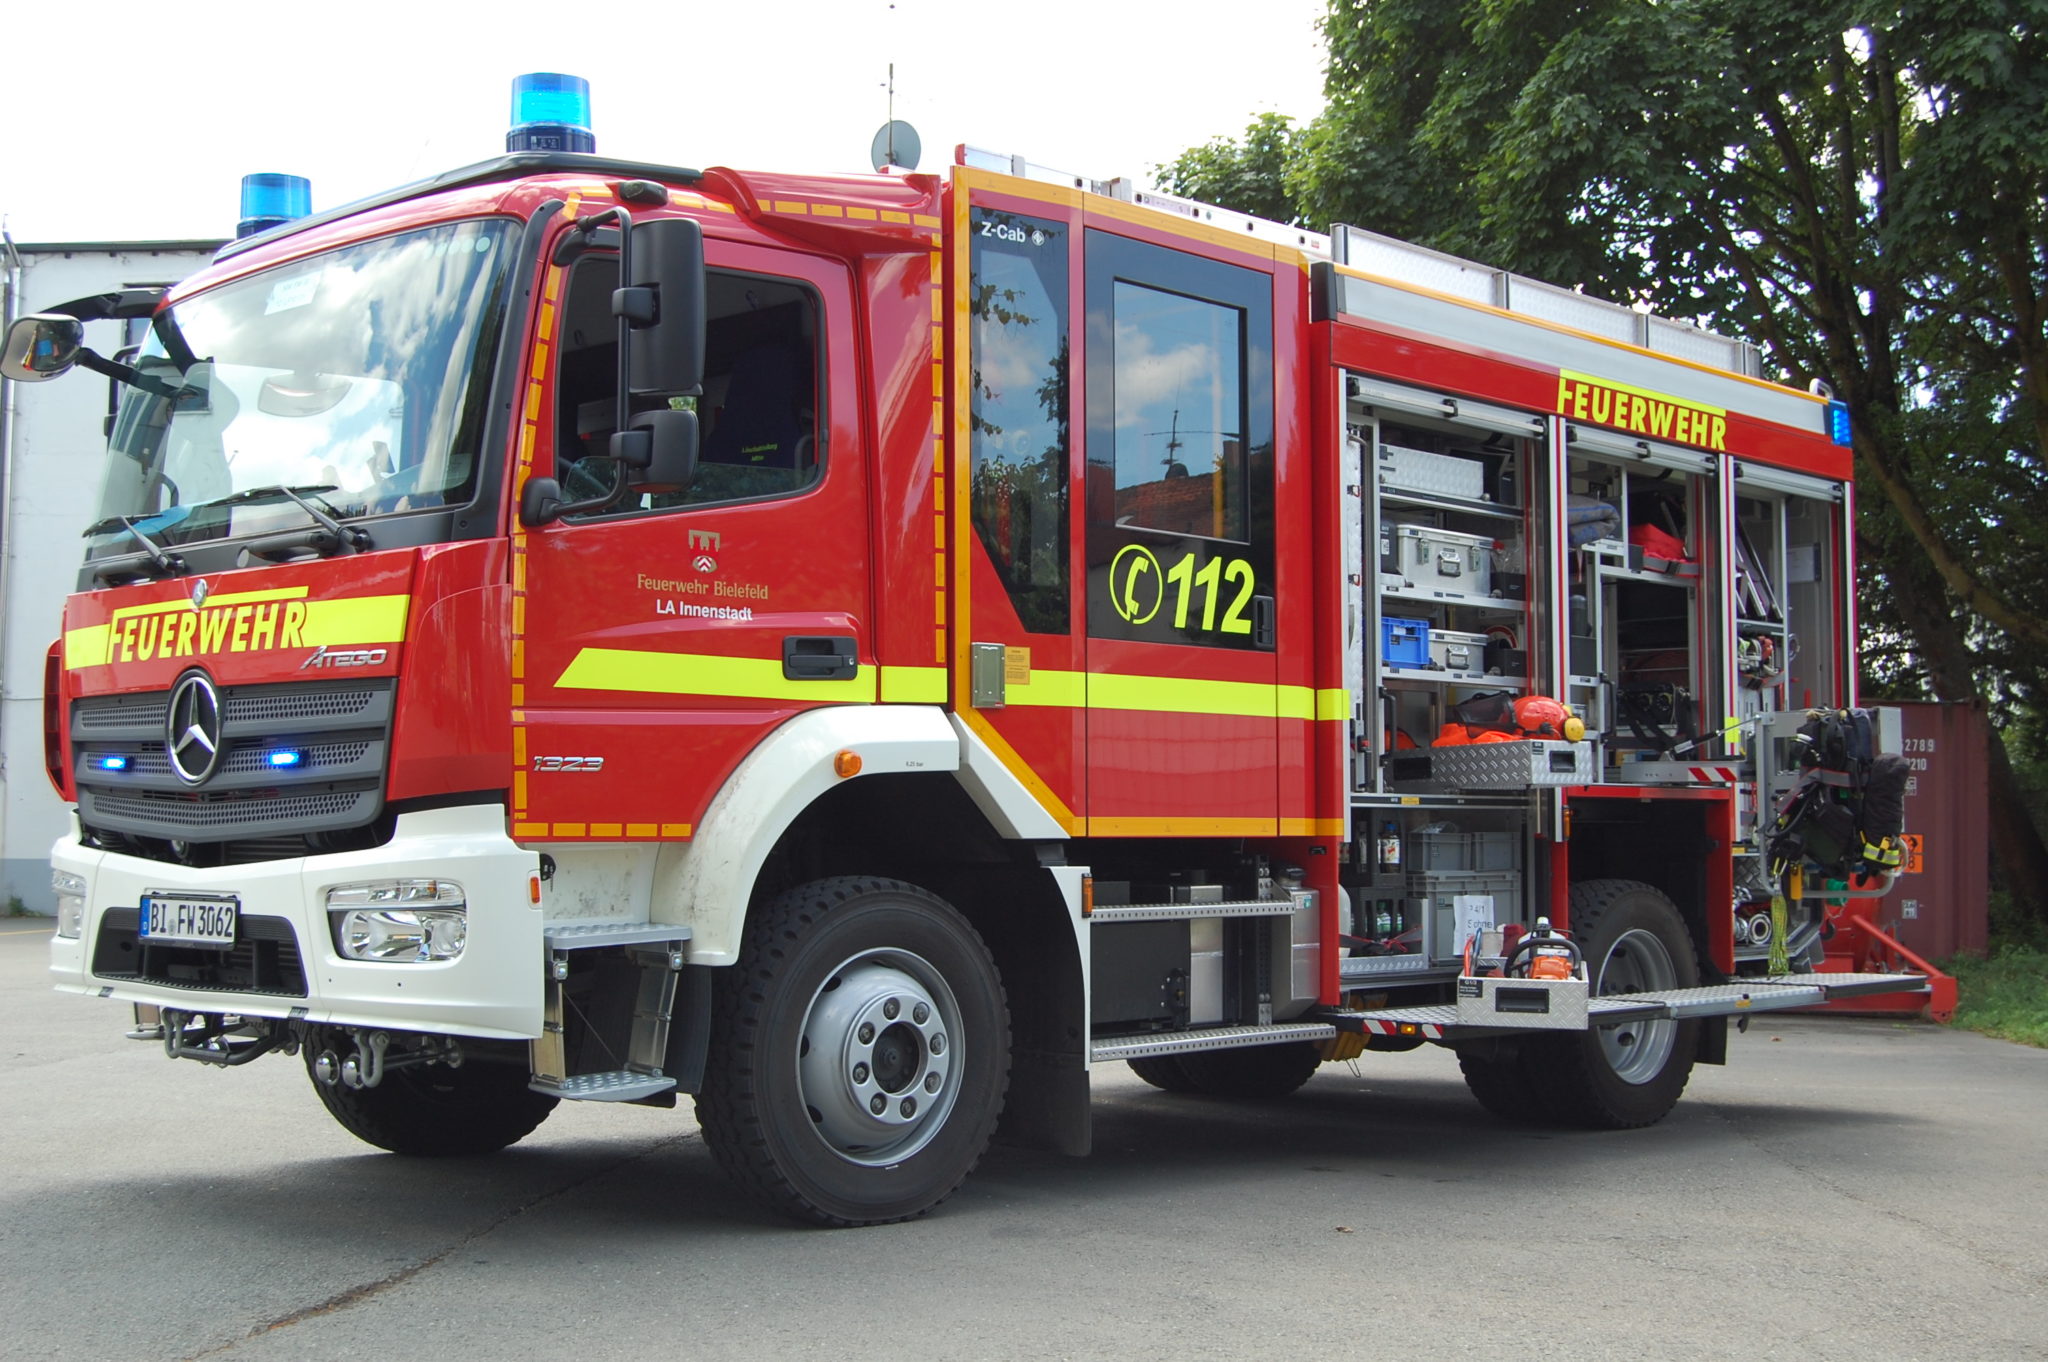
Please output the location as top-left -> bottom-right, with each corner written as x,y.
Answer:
306,1049 -> 557,1156
696,877 -> 1010,1226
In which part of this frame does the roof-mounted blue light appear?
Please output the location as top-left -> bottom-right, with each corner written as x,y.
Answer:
1826,399 -> 1853,447
238,173 -> 312,239
508,72 -> 595,154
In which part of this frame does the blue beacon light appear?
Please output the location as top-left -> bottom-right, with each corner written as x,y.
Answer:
97,755 -> 131,772
507,73 -> 595,154
266,749 -> 306,769
237,173 -> 312,240
1826,399 -> 1853,447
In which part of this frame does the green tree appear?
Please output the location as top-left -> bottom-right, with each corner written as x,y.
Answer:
1167,0 -> 2048,924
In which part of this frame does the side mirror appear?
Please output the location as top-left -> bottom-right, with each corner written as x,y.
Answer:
2,314 -> 87,383
627,218 -> 705,397
518,476 -> 566,527
623,407 -> 698,493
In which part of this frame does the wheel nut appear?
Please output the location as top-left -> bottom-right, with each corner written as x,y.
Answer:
870,1094 -> 887,1115
929,1033 -> 945,1055
924,1071 -> 941,1093
858,1022 -> 875,1044
900,1097 -> 917,1117
852,1063 -> 869,1084
883,998 -> 900,1020
912,1002 -> 929,1025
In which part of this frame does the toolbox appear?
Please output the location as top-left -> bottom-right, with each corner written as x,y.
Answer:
1387,523 -> 1495,597
1427,627 -> 1490,674
1379,443 -> 1485,500
1386,739 -> 1595,791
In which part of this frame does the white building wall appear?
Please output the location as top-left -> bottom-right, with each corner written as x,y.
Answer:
2,242 -> 219,911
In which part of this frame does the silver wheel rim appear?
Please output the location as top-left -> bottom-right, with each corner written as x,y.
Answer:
796,948 -> 963,1166
1592,927 -> 1678,1084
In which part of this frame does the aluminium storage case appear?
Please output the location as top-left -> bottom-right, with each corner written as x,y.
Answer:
1385,523 -> 1496,597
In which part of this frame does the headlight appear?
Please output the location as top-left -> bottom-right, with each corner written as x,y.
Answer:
327,879 -> 467,962
51,870 -> 87,939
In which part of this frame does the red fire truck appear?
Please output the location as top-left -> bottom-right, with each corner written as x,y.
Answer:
5,134 -> 1937,1226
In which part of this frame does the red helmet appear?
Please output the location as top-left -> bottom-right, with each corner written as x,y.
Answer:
1513,695 -> 1587,742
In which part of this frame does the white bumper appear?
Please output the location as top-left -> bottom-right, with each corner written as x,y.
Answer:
49,804 -> 544,1040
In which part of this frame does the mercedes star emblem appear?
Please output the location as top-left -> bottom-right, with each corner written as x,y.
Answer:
165,671 -> 224,785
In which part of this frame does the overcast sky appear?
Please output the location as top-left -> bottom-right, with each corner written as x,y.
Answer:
2,0 -> 1329,247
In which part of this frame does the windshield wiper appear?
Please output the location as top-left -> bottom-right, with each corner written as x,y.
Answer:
184,484 -> 373,562
85,514 -> 188,582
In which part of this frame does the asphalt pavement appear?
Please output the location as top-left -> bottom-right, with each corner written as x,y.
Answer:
2,920 -> 2043,1362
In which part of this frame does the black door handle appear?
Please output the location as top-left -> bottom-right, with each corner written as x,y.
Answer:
783,635 -> 859,681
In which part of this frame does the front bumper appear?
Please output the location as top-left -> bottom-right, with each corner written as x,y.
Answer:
50,804 -> 543,1040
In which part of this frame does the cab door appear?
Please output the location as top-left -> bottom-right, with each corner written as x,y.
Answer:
1079,225 -> 1283,834
511,227 -> 869,843
955,182 -> 1087,832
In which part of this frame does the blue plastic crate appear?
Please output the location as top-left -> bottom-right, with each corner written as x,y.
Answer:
1382,615 -> 1430,667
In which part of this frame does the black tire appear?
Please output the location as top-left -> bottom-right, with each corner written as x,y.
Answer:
307,1052 -> 558,1156
1127,1055 -> 1201,1092
1456,1043 -> 1556,1123
1174,1041 -> 1323,1099
1529,879 -> 1701,1129
695,876 -> 1010,1227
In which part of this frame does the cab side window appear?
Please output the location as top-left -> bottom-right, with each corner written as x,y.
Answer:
554,258 -> 823,515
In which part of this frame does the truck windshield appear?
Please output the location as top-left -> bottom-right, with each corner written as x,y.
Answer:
87,218 -> 515,556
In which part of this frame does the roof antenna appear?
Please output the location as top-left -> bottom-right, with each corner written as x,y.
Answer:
871,54 -> 922,171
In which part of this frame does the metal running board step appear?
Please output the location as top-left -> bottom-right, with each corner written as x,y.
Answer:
532,1070 -> 679,1102
1087,899 -> 1302,924
1091,1022 -> 1337,1063
1321,972 -> 1931,1040
1750,971 -> 1931,1000
1321,998 -> 1664,1040
544,921 -> 692,950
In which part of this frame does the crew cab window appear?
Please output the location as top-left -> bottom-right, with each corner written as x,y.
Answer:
554,256 -> 823,515
1084,230 -> 1274,649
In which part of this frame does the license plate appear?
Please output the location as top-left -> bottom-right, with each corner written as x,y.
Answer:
140,893 -> 238,948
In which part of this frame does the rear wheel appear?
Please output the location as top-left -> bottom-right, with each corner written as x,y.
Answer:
307,1051 -> 557,1156
1127,1055 -> 1201,1092
1530,879 -> 1701,1129
1457,1043 -> 1555,1123
696,877 -> 1010,1226
1174,1041 -> 1323,1099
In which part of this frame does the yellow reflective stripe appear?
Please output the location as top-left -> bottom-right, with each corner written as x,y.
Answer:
1089,816 -> 1277,837
64,625 -> 112,669
880,665 -> 947,703
1089,672 -> 1277,719
106,586 -> 310,626
1005,669 -> 1086,708
556,647 -> 877,702
63,591 -> 406,669
296,594 -> 409,645
1280,818 -> 1348,837
556,649 -> 1349,723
